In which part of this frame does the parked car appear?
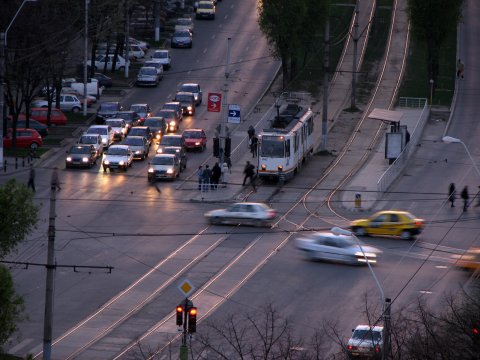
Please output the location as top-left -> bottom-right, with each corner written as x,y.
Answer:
65,144 -> 98,168
147,154 -> 181,181
143,117 -> 167,142
105,118 -> 128,141
113,111 -> 142,128
171,29 -> 193,48
150,49 -> 172,70
88,54 -> 127,71
204,202 -> 277,227
173,92 -> 196,116
86,125 -> 115,148
93,72 -> 113,88
350,210 -> 424,240
295,227 -> 380,265
96,101 -> 123,124
7,118 -> 48,137
196,0 -> 215,19
174,17 -> 194,34
77,133 -> 104,157
122,136 -> 149,160
31,94 -> 83,113
183,128 -> 207,151
157,146 -> 187,171
143,60 -> 164,79
129,104 -> 151,122
136,66 -> 160,87
128,126 -> 153,147
347,325 -> 383,358
157,109 -> 181,132
102,144 -> 134,172
161,101 -> 183,122
157,134 -> 185,153
178,83 -> 202,105
3,128 -> 43,149
28,107 -> 68,126
129,36 -> 150,51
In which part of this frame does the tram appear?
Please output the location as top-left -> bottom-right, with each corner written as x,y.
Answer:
257,93 -> 315,181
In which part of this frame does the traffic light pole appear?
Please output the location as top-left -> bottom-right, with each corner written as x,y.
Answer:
219,37 -> 231,166
178,298 -> 195,360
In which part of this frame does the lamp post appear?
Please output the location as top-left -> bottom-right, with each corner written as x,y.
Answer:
0,0 -> 39,165
442,136 -> 480,177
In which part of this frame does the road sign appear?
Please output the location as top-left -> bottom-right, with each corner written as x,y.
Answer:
178,278 -> 195,298
228,104 -> 241,123
207,93 -> 222,112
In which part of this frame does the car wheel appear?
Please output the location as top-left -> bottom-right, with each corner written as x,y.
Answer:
353,227 -> 366,236
400,230 -> 412,240
119,66 -> 125,72
210,217 -> 221,225
72,107 -> 81,113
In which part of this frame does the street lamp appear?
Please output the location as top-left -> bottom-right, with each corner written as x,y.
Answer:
0,0 -> 39,164
442,136 -> 480,177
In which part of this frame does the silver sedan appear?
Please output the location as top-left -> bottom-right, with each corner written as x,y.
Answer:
204,202 -> 276,227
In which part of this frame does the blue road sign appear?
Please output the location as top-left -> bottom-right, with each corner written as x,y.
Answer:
228,104 -> 241,124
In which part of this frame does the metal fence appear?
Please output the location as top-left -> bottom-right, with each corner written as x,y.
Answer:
377,100 -> 430,193
398,97 -> 427,108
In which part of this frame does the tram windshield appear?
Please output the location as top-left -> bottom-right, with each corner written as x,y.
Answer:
261,136 -> 285,158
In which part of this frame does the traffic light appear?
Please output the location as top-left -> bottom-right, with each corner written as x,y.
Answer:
188,307 -> 197,333
176,305 -> 183,326
224,138 -> 231,158
213,138 -> 220,157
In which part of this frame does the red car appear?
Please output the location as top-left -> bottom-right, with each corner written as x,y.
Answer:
182,128 -> 207,151
30,107 -> 68,125
3,128 -> 43,149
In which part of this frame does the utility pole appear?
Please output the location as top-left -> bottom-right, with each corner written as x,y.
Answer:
125,0 -> 130,79
219,37 -> 231,166
0,31 -> 5,165
43,170 -> 58,360
351,0 -> 359,110
320,18 -> 330,151
83,0 -> 89,116
383,298 -> 391,360
154,0 -> 160,42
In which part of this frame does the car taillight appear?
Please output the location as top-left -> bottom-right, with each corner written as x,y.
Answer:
375,345 -> 381,353
347,345 -> 355,350
268,210 -> 276,218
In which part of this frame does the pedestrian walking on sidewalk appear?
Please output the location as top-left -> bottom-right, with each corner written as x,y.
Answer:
211,162 -> 222,190
457,59 -> 464,79
51,167 -> 61,191
448,183 -> 456,207
225,156 -> 232,173
242,161 -> 256,191
461,186 -> 469,211
221,162 -> 229,187
203,165 -> 212,192
247,125 -> 255,140
197,165 -> 204,190
27,165 -> 36,192
250,135 -> 258,157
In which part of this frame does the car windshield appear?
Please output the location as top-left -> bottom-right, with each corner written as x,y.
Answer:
184,131 -> 202,139
158,110 -> 175,119
79,136 -> 98,144
152,156 -> 174,165
153,52 -> 168,59
100,103 -> 119,111
261,136 -> 285,158
106,120 -> 123,127
87,128 -> 106,135
70,146 -> 90,154
199,2 -> 214,9
116,112 -> 133,120
145,62 -> 161,69
139,67 -> 156,75
352,329 -> 382,342
163,104 -> 179,111
175,94 -> 193,103
174,31 -> 190,37
123,137 -> 144,146
107,148 -> 128,156
180,85 -> 198,93
162,148 -> 179,155
160,137 -> 182,146
177,19 -> 191,25
144,119 -> 163,128
129,129 -> 146,136
130,105 -> 147,113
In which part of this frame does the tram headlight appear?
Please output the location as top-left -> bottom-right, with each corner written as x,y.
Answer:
277,165 -> 283,170
261,164 -> 266,170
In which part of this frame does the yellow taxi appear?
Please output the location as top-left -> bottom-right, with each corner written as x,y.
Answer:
350,210 -> 424,240
455,247 -> 480,273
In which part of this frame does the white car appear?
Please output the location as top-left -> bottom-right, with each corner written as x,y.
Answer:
347,325 -> 383,358
178,83 -> 202,105
144,60 -> 164,78
295,227 -> 380,265
147,154 -> 181,181
105,118 -> 128,140
150,49 -> 171,70
102,145 -> 134,172
86,125 -> 115,148
88,54 -> 128,71
77,133 -> 104,157
204,202 -> 276,227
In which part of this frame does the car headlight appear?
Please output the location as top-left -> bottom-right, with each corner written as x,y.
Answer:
156,134 -> 161,139
102,138 -> 107,144
169,121 -> 176,126
195,141 -> 200,146
82,157 -> 89,163
157,148 -> 163,153
187,106 -> 192,111
166,168 -> 174,174
148,168 -> 154,173
135,150 -> 142,154
119,161 -> 125,165
104,160 -> 110,165
66,156 -> 72,162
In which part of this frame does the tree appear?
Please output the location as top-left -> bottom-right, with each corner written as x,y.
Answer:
0,265 -> 26,353
407,0 -> 464,85
0,179 -> 39,259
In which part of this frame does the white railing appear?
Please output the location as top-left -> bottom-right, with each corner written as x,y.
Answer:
377,101 -> 430,193
398,97 -> 427,108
